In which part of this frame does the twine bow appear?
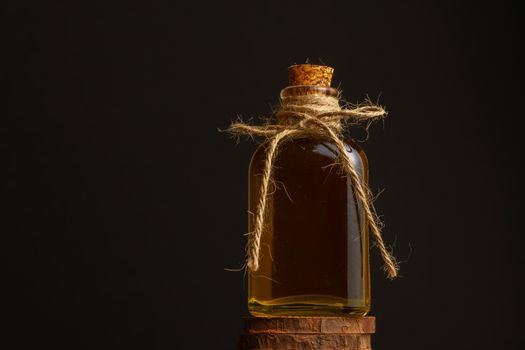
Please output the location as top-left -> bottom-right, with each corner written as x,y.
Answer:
228,93 -> 399,279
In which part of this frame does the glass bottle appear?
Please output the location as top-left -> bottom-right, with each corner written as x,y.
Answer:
248,65 -> 370,317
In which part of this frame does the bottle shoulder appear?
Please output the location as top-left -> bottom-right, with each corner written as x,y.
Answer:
251,137 -> 367,163
249,136 -> 368,174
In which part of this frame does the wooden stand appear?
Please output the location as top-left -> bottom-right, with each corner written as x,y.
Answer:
239,316 -> 375,350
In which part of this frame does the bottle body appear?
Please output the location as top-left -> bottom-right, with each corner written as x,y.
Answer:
248,136 -> 370,317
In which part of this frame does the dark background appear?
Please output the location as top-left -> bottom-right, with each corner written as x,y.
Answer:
3,1 -> 523,349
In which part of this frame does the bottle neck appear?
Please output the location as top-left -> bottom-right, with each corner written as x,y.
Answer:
280,85 -> 339,99
276,85 -> 342,126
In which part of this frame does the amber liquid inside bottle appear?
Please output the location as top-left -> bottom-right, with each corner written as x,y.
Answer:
248,86 -> 371,317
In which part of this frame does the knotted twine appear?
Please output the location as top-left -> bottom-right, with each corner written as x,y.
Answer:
228,92 -> 399,279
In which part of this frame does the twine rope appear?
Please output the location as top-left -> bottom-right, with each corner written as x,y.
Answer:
229,93 -> 399,279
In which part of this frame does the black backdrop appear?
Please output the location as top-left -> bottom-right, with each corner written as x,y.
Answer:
3,1 -> 523,349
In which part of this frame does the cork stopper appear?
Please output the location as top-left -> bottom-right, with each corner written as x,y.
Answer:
288,64 -> 334,87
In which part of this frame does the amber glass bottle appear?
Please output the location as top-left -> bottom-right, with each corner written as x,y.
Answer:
248,65 -> 370,317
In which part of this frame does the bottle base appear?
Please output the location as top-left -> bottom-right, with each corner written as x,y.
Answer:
249,296 -> 369,317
